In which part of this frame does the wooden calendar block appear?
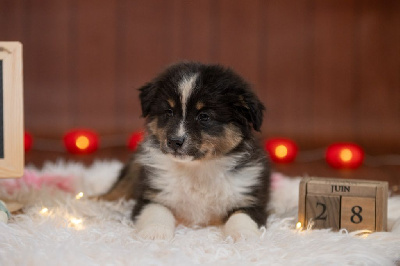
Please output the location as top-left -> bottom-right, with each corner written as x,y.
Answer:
341,197 -> 375,231
298,177 -> 388,232
306,195 -> 340,230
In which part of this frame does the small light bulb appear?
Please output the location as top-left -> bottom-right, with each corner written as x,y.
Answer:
353,230 -> 372,238
275,145 -> 288,159
340,148 -> 353,162
40,207 -> 49,214
76,136 -> 90,150
75,192 -> 84,199
70,218 -> 82,225
296,222 -> 302,229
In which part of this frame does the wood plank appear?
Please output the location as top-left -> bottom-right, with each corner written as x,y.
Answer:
260,0 -> 314,138
112,0 -> 137,135
354,0 -> 400,153
217,0 -> 261,86
72,0 -> 117,134
312,0 -> 356,146
170,0 -> 213,63
22,0 -> 71,136
0,0 -> 24,40
113,0 -> 175,134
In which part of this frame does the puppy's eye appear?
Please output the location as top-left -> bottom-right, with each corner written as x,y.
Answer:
165,109 -> 173,117
198,113 -> 209,122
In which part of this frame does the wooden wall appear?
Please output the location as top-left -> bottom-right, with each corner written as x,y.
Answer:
1,0 -> 399,153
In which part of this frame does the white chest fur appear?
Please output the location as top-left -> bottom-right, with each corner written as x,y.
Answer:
137,145 -> 263,226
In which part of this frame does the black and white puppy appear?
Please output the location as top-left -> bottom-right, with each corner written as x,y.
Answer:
101,62 -> 270,240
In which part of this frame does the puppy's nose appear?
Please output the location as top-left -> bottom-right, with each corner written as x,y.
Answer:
167,136 -> 185,151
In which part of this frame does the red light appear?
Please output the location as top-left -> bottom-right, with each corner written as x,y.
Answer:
265,138 -> 298,163
325,143 -> 364,169
127,131 -> 144,151
63,129 -> 99,154
24,132 -> 33,152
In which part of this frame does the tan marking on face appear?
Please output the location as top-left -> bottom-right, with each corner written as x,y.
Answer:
156,128 -> 168,148
147,118 -> 158,135
196,101 -> 204,110
223,124 -> 244,149
167,99 -> 175,108
147,117 -> 167,148
200,124 -> 243,158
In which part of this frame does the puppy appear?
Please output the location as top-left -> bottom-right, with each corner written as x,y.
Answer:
101,62 -> 270,240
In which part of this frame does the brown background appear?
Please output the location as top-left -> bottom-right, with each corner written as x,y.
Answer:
1,0 -> 399,185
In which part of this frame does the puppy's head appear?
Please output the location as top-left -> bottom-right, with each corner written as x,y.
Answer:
139,62 -> 265,161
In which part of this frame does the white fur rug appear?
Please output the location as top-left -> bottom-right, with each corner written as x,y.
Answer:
0,160 -> 400,265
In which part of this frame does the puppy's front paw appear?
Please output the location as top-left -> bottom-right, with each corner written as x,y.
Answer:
225,227 -> 261,241
135,203 -> 176,241
223,212 -> 261,241
138,224 -> 174,240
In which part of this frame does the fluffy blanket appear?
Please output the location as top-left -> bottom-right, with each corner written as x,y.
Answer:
0,160 -> 399,265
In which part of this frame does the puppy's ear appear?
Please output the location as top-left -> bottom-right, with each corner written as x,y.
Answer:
237,92 -> 265,132
139,82 -> 157,117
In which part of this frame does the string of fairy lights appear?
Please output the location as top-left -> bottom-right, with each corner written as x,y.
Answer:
24,129 -> 400,170
38,192 -> 85,230
28,129 -> 399,230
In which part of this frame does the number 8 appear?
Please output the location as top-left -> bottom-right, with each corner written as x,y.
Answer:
351,205 -> 363,224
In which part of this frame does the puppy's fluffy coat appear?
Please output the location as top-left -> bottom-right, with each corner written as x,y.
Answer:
102,62 -> 270,240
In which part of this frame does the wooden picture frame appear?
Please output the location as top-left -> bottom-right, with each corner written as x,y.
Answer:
0,42 -> 24,178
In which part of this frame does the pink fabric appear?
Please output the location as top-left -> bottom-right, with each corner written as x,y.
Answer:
0,170 -> 76,194
270,172 -> 285,190
1,170 -> 284,195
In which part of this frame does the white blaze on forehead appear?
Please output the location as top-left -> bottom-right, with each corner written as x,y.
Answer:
176,73 -> 198,138
179,73 -> 199,118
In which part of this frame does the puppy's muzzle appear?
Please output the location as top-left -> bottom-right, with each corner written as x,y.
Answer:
167,136 -> 186,151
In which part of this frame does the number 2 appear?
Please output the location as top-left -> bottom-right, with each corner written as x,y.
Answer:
315,202 -> 327,220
